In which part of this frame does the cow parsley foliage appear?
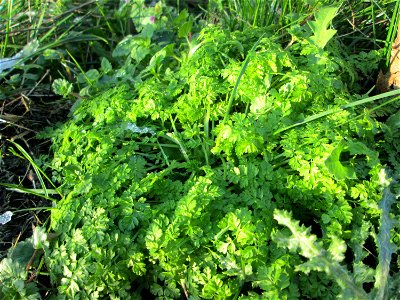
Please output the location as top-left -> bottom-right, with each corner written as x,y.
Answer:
2,3 -> 400,299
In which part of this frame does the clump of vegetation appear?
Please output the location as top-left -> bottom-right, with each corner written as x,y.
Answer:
1,0 -> 400,299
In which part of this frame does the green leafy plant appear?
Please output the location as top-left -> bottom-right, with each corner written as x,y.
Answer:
0,226 -> 50,299
307,6 -> 338,49
33,6 -> 400,298
2,2 -> 400,299
273,169 -> 398,300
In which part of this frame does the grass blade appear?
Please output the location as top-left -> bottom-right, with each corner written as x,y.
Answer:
0,183 -> 59,202
274,89 -> 400,135
8,140 -> 62,197
223,32 -> 267,123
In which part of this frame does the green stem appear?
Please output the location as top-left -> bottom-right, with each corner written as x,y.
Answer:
203,102 -> 211,165
2,0 -> 13,57
168,115 -> 190,162
223,32 -> 267,123
157,139 -> 171,166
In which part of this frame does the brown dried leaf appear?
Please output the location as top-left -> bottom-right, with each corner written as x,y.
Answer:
376,70 -> 390,93
376,22 -> 400,92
